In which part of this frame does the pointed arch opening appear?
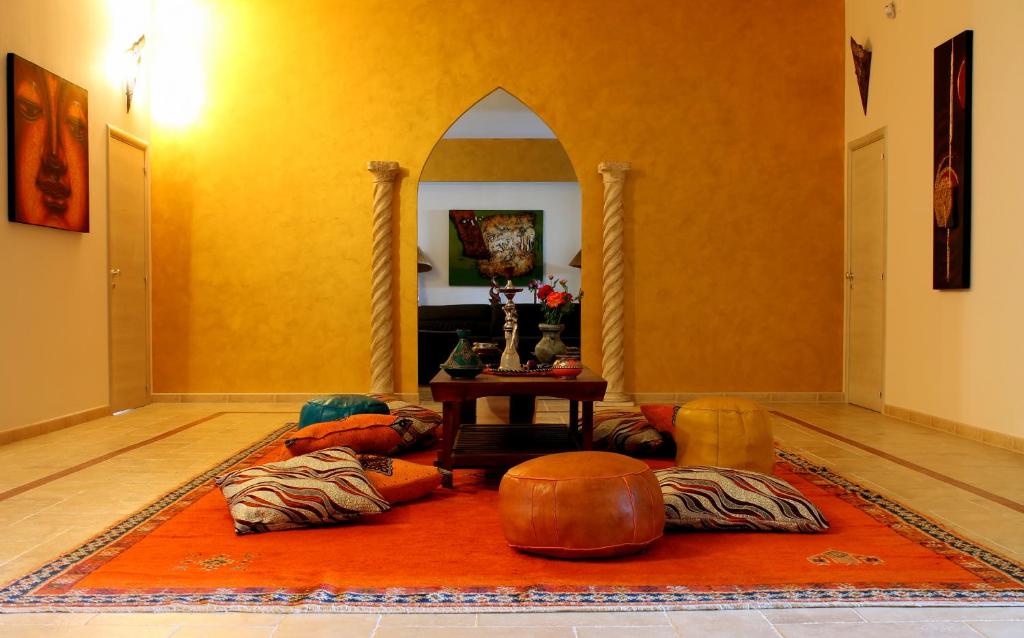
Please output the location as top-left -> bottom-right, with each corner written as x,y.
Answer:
413,88 -> 583,386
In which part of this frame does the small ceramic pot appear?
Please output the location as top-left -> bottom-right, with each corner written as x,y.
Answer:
550,356 -> 583,379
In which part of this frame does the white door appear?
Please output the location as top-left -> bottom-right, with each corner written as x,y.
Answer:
847,136 -> 886,412
108,130 -> 150,412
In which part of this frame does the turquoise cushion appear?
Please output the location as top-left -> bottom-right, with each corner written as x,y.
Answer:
298,394 -> 389,429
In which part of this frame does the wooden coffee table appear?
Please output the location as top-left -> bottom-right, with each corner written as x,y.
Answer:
429,367 -> 608,487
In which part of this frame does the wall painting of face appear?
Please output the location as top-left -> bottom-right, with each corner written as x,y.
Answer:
6,54 -> 89,232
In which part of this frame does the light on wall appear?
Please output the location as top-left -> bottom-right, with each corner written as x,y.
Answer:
124,35 -> 146,113
417,248 -> 433,273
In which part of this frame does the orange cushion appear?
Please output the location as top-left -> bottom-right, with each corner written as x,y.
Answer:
358,455 -> 446,503
284,414 -> 438,456
640,404 -> 678,435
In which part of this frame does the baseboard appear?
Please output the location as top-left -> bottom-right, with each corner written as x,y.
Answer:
153,392 -> 421,404
0,405 -> 111,446
884,403 -> 1024,454
631,391 -> 846,404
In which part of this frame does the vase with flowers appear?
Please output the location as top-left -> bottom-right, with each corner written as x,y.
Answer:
528,275 -> 583,364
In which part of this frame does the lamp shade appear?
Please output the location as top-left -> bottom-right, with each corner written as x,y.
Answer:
417,248 -> 433,273
569,250 -> 582,269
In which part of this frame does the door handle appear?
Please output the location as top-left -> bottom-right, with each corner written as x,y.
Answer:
110,268 -> 121,276
845,272 -> 854,280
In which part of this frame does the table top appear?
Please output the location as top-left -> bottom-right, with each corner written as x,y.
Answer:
429,366 -> 607,402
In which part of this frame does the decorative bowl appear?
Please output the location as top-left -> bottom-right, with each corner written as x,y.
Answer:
550,357 -> 583,379
441,364 -> 484,379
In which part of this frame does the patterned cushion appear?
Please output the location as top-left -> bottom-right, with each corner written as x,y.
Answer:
655,466 -> 829,533
215,447 -> 389,535
593,410 -> 671,457
368,394 -> 442,426
358,454 -> 448,503
640,403 -> 680,435
285,414 -> 439,457
298,394 -> 389,429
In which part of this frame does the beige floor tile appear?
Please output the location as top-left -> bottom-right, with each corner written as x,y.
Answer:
775,621 -> 984,637
575,626 -> 679,638
855,608 -> 1024,622
0,614 -> 95,626
273,613 -> 378,637
373,628 -> 573,638
170,627 -> 275,638
85,612 -> 283,626
377,613 -> 477,627
968,621 -> 1024,638
667,610 -> 779,637
762,608 -> 865,624
478,611 -> 669,626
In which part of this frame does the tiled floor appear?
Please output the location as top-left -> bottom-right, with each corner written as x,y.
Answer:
0,400 -> 1022,636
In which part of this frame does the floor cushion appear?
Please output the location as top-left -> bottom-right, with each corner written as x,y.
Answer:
639,404 -> 679,435
593,410 -> 671,457
368,394 -> 443,426
284,414 -> 438,456
298,394 -> 389,429
656,465 -> 829,533
673,397 -> 775,474
499,451 -> 665,559
215,447 -> 389,535
358,454 -> 448,503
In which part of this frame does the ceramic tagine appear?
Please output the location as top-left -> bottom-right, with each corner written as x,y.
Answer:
550,354 -> 583,379
441,329 -> 485,379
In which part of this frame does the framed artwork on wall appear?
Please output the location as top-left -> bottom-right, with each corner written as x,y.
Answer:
448,210 -> 543,286
932,30 -> 972,290
6,53 -> 90,232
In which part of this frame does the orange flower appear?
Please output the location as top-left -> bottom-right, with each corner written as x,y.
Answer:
545,291 -> 566,308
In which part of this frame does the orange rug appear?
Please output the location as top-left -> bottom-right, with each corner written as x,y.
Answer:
2,422 -> 1022,611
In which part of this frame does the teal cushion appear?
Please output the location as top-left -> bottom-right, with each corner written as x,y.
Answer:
298,394 -> 389,429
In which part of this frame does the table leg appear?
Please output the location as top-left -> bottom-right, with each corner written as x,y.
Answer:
459,399 -> 477,424
569,399 -> 579,437
437,400 -> 461,488
509,395 -> 536,424
582,401 -> 594,450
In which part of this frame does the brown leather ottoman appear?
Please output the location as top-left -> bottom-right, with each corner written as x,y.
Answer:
498,451 -> 664,559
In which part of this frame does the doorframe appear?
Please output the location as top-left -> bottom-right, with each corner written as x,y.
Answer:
844,127 -> 888,408
106,125 -> 152,409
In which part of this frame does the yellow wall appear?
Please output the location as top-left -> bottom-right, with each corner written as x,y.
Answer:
846,0 -> 1024,437
420,139 -> 576,182
0,0 -> 151,432
151,0 -> 844,395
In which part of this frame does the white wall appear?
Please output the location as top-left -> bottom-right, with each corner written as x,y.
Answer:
444,88 -> 556,139
846,0 -> 1024,437
0,0 -> 151,431
418,182 -> 581,306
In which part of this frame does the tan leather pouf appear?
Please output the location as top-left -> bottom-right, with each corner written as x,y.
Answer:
498,451 -> 664,559
674,396 -> 774,474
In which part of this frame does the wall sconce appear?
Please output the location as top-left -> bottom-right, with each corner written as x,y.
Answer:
417,248 -> 433,273
569,250 -> 582,269
124,34 -> 146,113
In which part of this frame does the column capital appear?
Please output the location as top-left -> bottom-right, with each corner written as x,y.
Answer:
368,160 -> 400,183
598,161 -> 631,182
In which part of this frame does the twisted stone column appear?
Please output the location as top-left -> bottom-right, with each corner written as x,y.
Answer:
598,161 -> 631,403
368,161 -> 400,394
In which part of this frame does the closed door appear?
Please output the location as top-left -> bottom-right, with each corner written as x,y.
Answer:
108,131 -> 150,412
847,137 -> 886,412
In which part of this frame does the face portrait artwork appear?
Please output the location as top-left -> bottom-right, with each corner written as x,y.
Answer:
7,54 -> 89,232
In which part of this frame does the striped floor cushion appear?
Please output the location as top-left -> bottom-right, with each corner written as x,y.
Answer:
215,447 -> 389,535
592,410 -> 672,457
368,394 -> 442,449
655,466 -> 829,533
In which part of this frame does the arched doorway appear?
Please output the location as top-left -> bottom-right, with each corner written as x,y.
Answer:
414,88 -> 582,386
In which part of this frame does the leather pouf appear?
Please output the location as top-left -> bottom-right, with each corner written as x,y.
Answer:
297,394 -> 389,429
498,451 -> 664,559
674,396 -> 774,474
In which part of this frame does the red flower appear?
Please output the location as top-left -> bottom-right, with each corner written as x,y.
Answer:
545,291 -> 566,308
537,284 -> 554,300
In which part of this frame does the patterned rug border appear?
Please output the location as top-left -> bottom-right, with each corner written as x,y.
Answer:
2,419 -> 1023,612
